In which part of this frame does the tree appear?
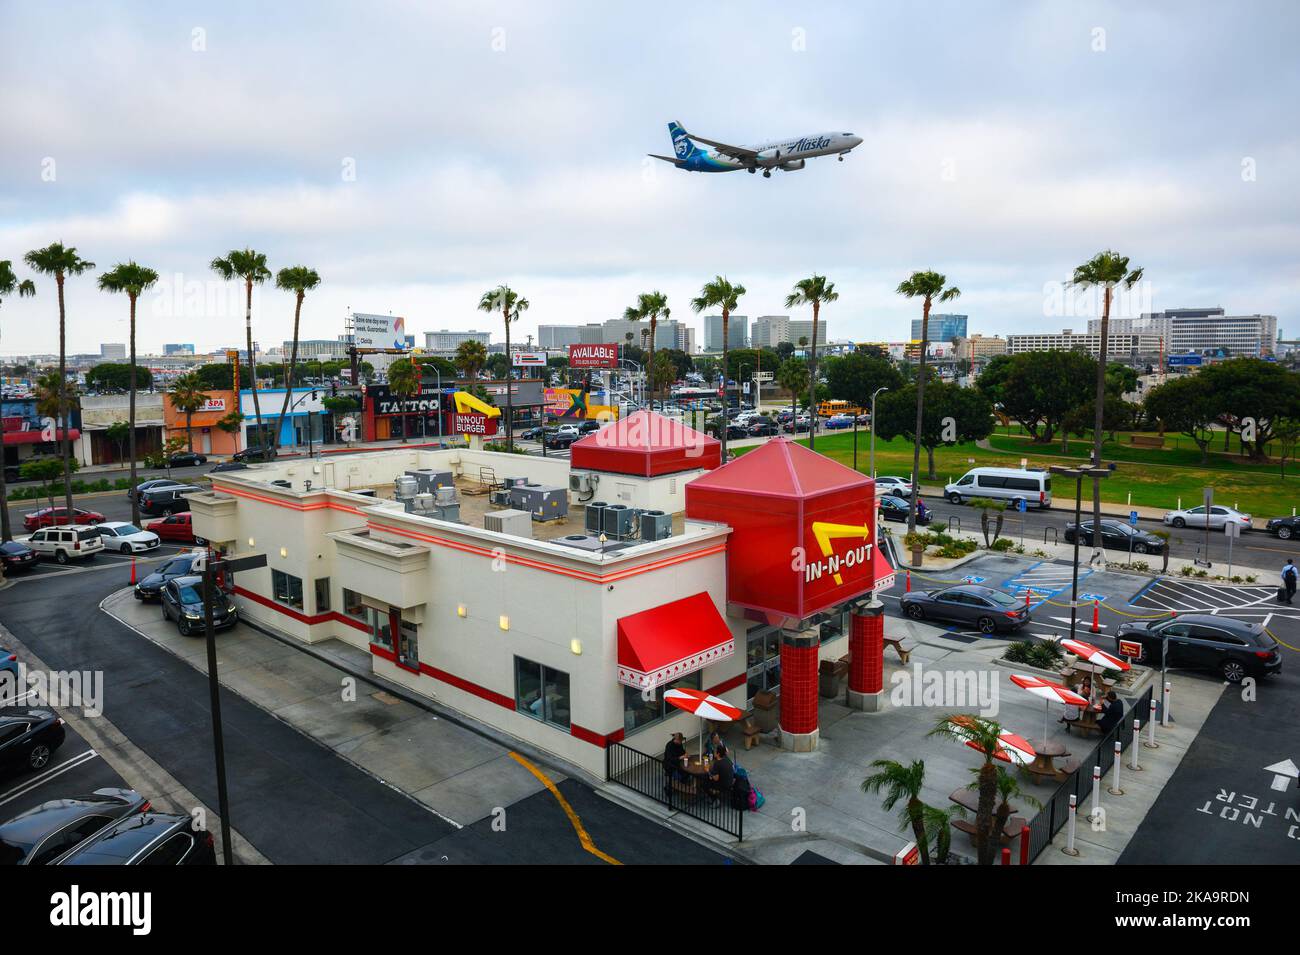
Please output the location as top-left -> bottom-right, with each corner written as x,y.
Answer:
775,341 -> 796,361
105,420 -> 131,463
624,290 -> 670,403
785,274 -> 838,451
211,249 -> 272,447
649,350 -> 677,393
928,714 -> 1004,865
216,410 -> 245,451
20,457 -> 76,510
967,497 -> 1007,546
875,380 -> 993,479
823,351 -> 904,410
84,363 -> 154,393
974,353 -> 1016,411
983,766 -> 1041,858
194,361 -> 244,392
1064,393 -> 1136,447
691,277 -> 746,457
1200,358 -> 1300,460
454,339 -> 488,380
24,242 -> 95,519
387,358 -> 419,443
271,266 -> 322,449
168,372 -> 209,452
477,285 -> 528,450
97,261 -> 159,526
994,351 -> 1096,445
1104,362 -> 1139,398
776,357 -> 809,419
897,271 -> 960,531
1143,374 -> 1220,463
0,259 -> 36,541
861,759 -> 932,866
1070,250 -> 1144,564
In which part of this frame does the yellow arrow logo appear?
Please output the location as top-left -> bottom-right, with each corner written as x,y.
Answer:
810,521 -> 873,585
452,391 -> 501,417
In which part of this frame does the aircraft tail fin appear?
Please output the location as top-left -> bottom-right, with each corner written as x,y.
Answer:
668,121 -> 700,161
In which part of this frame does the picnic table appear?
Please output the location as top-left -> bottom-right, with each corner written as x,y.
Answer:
949,787 -> 1018,816
1063,702 -> 1107,737
947,788 -> 1027,844
1023,738 -> 1078,784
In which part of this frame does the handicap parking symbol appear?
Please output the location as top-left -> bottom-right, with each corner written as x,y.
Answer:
1078,592 -> 1107,602
961,575 -> 986,584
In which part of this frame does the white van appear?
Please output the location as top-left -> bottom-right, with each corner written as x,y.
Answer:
945,467 -> 1052,509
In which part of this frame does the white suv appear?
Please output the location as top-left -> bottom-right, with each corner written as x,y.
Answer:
27,526 -> 104,564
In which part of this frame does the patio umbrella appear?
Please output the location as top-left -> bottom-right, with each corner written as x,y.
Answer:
1009,674 -> 1090,742
665,688 -> 744,758
965,730 -> 1037,766
1058,638 -> 1131,672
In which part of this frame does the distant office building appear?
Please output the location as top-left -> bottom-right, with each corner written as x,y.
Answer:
953,335 -> 1008,361
1006,330 -> 1163,357
703,315 -> 748,351
751,315 -> 789,348
99,343 -> 126,361
788,319 -> 828,349
538,325 -> 584,348
283,339 -> 354,361
423,329 -> 491,353
911,313 -> 968,343
163,343 -> 195,356
1086,308 -> 1278,357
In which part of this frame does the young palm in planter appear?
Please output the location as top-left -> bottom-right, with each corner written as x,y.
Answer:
969,496 -> 1007,548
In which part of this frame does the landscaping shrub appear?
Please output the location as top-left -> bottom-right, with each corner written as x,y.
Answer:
989,537 -> 1014,552
1003,640 -> 1036,664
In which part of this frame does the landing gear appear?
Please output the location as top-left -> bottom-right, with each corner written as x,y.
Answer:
762,169 -> 771,178
748,167 -> 756,174
838,154 -> 845,161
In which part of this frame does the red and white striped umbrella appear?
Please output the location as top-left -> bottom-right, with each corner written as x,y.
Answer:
1010,674 -> 1091,742
664,688 -> 744,722
1058,638 -> 1131,672
966,731 -> 1037,766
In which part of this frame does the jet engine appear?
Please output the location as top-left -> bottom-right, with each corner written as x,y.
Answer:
779,159 -> 806,171
756,148 -> 781,164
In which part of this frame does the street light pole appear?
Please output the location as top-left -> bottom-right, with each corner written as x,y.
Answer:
1051,463 -> 1114,642
869,387 -> 888,478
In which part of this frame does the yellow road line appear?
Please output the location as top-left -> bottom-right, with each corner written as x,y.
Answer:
508,751 -> 622,865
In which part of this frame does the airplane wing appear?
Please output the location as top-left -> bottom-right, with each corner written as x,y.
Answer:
647,153 -> 686,166
681,131 -> 759,162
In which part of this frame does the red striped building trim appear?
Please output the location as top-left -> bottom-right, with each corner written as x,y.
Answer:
418,662 -> 516,711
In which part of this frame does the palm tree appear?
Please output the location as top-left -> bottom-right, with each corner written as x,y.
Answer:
691,277 -> 746,457
168,373 -> 209,452
897,271 -> 960,533
454,339 -> 488,381
271,266 -> 322,449
861,758 -> 931,865
624,291 -> 670,407
921,802 -> 961,865
1069,251 -> 1144,565
981,765 -> 1041,853
98,262 -> 158,526
477,286 -> 529,451
210,249 -> 272,449
0,260 -> 36,542
785,275 -> 838,451
24,243 -> 95,518
387,358 -> 419,442
777,356 -> 808,423
928,714 -> 1003,865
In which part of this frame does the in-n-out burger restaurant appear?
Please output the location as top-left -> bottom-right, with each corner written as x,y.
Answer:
186,412 -> 893,778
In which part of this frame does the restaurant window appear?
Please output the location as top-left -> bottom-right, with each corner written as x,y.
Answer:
815,609 -> 848,646
623,670 -> 701,735
342,589 -> 367,621
514,657 -> 571,730
371,609 -> 394,651
314,578 -> 331,614
397,618 -> 419,670
271,570 -> 304,610
746,625 -> 780,703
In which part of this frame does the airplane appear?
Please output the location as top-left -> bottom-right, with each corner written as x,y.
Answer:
648,121 -> 863,178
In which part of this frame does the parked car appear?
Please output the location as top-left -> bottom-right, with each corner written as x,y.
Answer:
1162,504 -> 1252,531
160,575 -> 237,636
0,540 -> 37,573
54,811 -> 216,866
139,484 -> 198,517
0,708 -> 66,775
22,507 -> 104,531
1114,614 -> 1280,683
165,451 -> 207,468
900,584 -> 1030,634
824,414 -> 854,430
1265,515 -> 1300,540
945,467 -> 1052,509
128,479 -> 185,503
25,526 -> 104,564
782,417 -> 812,434
87,521 -> 161,554
873,476 -> 913,498
577,420 -> 602,433
544,431 -> 577,450
747,420 -> 779,437
1064,520 -> 1165,554
721,424 -> 749,440
878,494 -> 930,525
209,461 -> 250,474
519,426 -> 547,440
146,513 -> 205,545
134,553 -> 201,601
3,465 -> 22,484
232,445 -> 276,463
1,647 -> 18,688
0,789 -> 151,866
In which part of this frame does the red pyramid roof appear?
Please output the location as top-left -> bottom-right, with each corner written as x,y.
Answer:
686,437 -> 869,499
569,410 -> 721,476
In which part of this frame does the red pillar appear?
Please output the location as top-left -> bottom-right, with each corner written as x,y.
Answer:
779,628 -> 820,752
848,601 -> 884,698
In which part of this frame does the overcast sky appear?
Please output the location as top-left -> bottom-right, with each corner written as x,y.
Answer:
1,0 -> 1297,356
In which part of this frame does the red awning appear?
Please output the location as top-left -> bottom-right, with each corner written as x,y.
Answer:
2,428 -> 79,445
617,592 -> 735,690
872,540 -> 897,593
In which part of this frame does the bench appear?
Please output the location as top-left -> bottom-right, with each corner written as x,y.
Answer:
883,636 -> 913,664
1129,435 -> 1165,449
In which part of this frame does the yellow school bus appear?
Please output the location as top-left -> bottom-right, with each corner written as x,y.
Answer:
816,399 -> 862,418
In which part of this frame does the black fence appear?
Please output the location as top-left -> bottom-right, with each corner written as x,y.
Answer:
1024,685 -> 1155,861
607,741 -> 745,840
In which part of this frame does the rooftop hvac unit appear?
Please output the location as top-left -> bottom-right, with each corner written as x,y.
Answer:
434,485 -> 457,506
641,510 -> 672,541
433,503 -> 461,523
394,475 -> 419,500
488,489 -> 512,507
509,483 -> 569,522
602,503 -> 636,540
585,501 -> 608,534
484,509 -> 533,538
569,470 -> 593,494
502,476 -> 529,489
552,534 -> 628,554
405,492 -> 435,515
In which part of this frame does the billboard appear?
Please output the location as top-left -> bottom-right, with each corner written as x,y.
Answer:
513,352 -> 546,367
452,412 -> 498,436
569,343 -> 618,368
353,313 -> 409,350
1167,354 -> 1203,367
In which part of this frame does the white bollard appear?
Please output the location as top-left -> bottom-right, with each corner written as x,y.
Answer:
1129,719 -> 1142,770
1062,794 -> 1080,856
1145,698 -> 1159,749
1162,681 -> 1172,727
1109,741 -> 1125,795
1089,765 -> 1102,821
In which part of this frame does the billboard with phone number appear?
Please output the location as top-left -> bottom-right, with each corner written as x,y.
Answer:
569,343 -> 618,368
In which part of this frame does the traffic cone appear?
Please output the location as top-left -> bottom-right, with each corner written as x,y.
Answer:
905,571 -> 911,593
130,557 -> 137,585
1024,589 -> 1033,610
1091,600 -> 1100,633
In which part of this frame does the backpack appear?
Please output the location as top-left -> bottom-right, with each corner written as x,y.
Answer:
731,773 -> 752,811
749,787 -> 764,811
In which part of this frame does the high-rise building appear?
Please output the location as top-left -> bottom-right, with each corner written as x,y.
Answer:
1088,308 -> 1277,356
751,315 -> 790,348
911,313 -> 968,342
704,315 -> 748,351
537,325 -> 584,348
953,335 -> 1008,361
163,343 -> 195,356
788,319 -> 828,348
423,329 -> 491,353
99,343 -> 126,361
1006,330 -> 1163,357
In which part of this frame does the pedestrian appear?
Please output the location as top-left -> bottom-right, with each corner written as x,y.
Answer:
662,732 -> 686,793
1283,559 -> 1297,605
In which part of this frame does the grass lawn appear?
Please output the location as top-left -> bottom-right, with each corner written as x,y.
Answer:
737,429 -> 1300,517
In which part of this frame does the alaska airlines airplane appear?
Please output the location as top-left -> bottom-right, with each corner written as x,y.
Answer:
649,121 -> 863,177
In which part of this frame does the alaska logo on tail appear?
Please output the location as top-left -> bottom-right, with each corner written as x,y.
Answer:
669,121 -> 697,160
648,121 -> 863,177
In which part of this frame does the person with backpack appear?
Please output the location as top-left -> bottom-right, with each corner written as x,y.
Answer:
1283,560 -> 1297,605
707,744 -> 734,806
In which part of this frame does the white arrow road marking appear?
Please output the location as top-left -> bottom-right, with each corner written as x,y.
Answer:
1264,758 -> 1299,792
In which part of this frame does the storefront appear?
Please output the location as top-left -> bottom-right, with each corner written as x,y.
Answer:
164,390 -> 240,455
363,383 -> 446,441
240,388 -> 330,449
2,398 -> 80,477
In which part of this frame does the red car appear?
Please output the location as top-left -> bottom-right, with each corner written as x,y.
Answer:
146,513 -> 206,545
23,506 -> 105,531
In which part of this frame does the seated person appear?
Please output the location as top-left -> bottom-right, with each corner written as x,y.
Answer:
707,744 -> 735,804
662,732 -> 686,791
1096,690 -> 1124,733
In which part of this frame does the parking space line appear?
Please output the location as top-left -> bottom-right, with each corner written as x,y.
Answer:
0,749 -> 98,808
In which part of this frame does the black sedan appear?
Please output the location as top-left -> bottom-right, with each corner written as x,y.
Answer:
900,585 -> 1030,634
210,461 -> 250,474
747,420 -> 779,437
1265,515 -> 1300,540
0,789 -> 151,866
127,478 -> 184,503
519,426 -> 547,440
167,451 -> 208,468
233,445 -> 276,463
0,540 -> 37,573
1114,614 -> 1280,683
1064,519 -> 1165,554
160,575 -> 238,636
134,553 -> 200,601
544,431 -> 577,450
55,811 -> 216,866
878,494 -> 931,525
0,708 -> 66,775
